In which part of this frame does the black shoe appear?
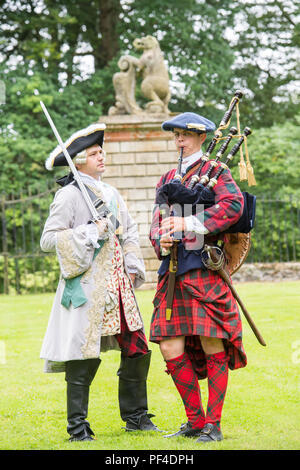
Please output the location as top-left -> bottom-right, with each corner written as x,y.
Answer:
196,423 -> 224,443
125,413 -> 162,432
69,428 -> 95,442
164,422 -> 202,438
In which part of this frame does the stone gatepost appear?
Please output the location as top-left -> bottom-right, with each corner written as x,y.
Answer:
100,114 -> 176,290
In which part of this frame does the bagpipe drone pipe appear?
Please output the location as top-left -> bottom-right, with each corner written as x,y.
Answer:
155,92 -> 256,235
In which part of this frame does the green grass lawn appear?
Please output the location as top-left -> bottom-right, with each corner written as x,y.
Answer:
0,281 -> 300,450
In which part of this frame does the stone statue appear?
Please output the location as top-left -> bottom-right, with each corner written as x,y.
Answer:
109,55 -> 143,116
109,36 -> 171,115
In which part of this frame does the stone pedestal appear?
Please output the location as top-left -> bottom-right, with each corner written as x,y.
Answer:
99,114 -> 176,289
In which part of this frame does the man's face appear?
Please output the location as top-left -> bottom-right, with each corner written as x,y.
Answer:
76,144 -> 105,179
173,128 -> 206,158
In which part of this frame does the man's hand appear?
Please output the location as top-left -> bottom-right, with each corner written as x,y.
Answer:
95,219 -> 108,234
160,216 -> 185,238
159,216 -> 186,250
160,233 -> 174,250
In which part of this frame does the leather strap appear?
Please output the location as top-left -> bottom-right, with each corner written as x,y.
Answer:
73,181 -> 120,229
182,161 -> 203,185
165,241 -> 179,320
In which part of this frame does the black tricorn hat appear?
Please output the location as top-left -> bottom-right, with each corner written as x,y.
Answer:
45,123 -> 106,170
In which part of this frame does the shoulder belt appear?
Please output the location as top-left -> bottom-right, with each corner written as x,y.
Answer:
73,181 -> 120,229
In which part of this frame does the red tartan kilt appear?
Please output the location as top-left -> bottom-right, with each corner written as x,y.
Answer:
115,294 -> 149,357
149,268 -> 247,379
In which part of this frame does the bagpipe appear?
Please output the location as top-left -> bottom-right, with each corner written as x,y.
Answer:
157,92 -> 267,347
156,90 -> 256,236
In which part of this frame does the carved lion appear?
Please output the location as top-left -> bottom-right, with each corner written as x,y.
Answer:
133,35 -> 171,114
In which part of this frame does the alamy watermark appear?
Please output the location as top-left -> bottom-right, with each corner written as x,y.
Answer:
291,340 -> 300,365
0,341 -> 6,364
291,340 -> 300,392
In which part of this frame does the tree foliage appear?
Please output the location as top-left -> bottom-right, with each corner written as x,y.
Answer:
0,66 -> 106,193
229,0 -> 300,128
0,0 -> 299,195
0,0 -> 121,85
230,113 -> 300,200
1,0 -> 298,118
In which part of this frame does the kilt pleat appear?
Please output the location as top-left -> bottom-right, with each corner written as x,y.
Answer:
149,268 -> 247,379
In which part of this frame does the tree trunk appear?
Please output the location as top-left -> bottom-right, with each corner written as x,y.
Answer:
95,0 -> 121,69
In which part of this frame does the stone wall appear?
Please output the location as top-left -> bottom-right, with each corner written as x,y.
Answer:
100,114 -> 176,289
232,262 -> 300,283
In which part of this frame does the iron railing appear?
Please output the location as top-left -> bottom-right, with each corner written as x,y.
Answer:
247,195 -> 300,263
1,183 -> 60,294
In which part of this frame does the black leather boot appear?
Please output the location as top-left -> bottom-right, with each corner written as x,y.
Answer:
65,358 -> 101,441
117,351 -> 161,432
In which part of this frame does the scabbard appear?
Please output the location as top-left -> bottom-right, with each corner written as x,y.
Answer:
165,241 -> 179,321
218,267 -> 266,346
206,245 -> 266,347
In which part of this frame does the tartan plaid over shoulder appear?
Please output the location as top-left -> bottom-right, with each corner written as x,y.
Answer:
149,158 -> 247,379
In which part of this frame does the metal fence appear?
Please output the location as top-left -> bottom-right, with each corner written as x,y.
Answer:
246,195 -> 300,264
1,186 -> 300,294
1,184 -> 60,295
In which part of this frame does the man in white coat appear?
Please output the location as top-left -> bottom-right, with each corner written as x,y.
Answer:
40,123 -> 159,441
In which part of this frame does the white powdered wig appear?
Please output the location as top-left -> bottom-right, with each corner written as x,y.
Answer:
73,150 -> 87,165
45,123 -> 106,171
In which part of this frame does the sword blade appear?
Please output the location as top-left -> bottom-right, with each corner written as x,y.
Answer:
40,100 -> 99,221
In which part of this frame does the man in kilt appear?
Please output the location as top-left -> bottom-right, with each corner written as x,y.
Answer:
149,112 -> 247,443
40,123 -> 160,441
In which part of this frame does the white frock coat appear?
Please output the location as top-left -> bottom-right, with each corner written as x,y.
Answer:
40,176 -> 145,373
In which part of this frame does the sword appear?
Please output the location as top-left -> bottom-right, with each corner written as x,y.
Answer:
40,100 -> 112,224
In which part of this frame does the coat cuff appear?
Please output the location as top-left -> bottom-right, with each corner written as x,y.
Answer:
184,215 -> 209,235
